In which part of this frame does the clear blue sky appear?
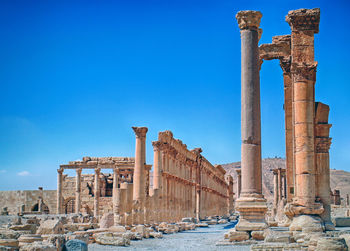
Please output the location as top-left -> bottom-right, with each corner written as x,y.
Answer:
1,0 -> 349,190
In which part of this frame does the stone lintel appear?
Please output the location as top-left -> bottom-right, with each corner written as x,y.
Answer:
271,168 -> 286,176
286,8 -> 320,33
259,40 -> 291,60
236,10 -> 262,31
132,126 -> 148,138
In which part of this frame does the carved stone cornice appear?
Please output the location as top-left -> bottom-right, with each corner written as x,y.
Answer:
132,126 -> 148,138
291,62 -> 317,82
285,8 -> 320,33
236,10 -> 262,31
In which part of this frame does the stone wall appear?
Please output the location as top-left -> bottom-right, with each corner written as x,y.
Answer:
0,190 -> 56,215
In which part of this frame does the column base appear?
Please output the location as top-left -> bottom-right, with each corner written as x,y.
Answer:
289,215 -> 324,232
284,200 -> 324,217
235,196 -> 268,231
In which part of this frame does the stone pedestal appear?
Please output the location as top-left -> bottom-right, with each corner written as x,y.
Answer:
235,10 -> 267,232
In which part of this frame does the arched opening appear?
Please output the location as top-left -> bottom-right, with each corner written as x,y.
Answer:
65,198 -> 75,214
32,203 -> 39,212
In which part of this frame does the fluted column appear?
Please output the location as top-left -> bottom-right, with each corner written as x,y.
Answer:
132,126 -> 148,224
235,10 -> 267,231
94,168 -> 100,218
57,168 -> 64,214
75,168 -> 82,214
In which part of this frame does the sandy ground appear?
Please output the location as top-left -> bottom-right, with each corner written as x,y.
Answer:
89,223 -> 251,251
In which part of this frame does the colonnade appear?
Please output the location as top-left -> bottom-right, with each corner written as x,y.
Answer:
57,128 -> 234,225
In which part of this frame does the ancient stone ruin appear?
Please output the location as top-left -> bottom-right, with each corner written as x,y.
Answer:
1,6 -> 350,251
57,128 -> 233,225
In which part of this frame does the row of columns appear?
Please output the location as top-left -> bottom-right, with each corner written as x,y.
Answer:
272,168 -> 287,217
57,127 -> 234,225
57,166 -> 120,219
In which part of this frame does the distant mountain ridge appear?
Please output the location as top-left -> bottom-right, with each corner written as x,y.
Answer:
222,158 -> 350,205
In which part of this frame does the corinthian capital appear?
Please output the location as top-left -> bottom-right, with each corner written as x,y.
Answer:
285,8 -> 320,33
236,10 -> 262,31
132,126 -> 148,138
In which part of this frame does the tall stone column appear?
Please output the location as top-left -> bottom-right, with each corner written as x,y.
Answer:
235,10 -> 267,231
315,102 -> 333,230
94,168 -> 100,218
284,9 -> 324,223
113,167 -> 121,225
282,59 -> 294,202
236,169 -> 241,200
57,168 -> 64,214
278,168 -> 282,201
152,142 -> 162,190
132,126 -> 148,224
75,168 -> 82,214
273,169 -> 279,217
226,176 -> 234,215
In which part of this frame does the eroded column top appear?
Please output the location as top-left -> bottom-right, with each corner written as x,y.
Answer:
236,10 -> 262,31
285,8 -> 320,33
132,126 -> 148,138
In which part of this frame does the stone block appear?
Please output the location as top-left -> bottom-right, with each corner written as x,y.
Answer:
9,224 -> 36,234
289,215 -> 324,232
0,230 -> 19,240
0,239 -> 18,248
108,225 -> 126,233
20,241 -> 56,251
333,217 -> 350,227
251,231 -> 264,240
37,219 -> 64,235
315,237 -> 348,251
218,219 -> 228,224
99,213 -> 114,229
226,230 -> 249,242
64,239 -> 88,251
149,232 -> 163,238
94,232 -> 130,246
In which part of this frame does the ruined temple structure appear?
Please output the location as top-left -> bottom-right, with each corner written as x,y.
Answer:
228,8 -> 334,242
57,127 -> 234,225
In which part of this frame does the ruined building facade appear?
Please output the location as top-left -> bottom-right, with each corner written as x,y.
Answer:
57,128 -> 234,225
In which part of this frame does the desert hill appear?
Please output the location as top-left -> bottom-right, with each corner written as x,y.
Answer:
222,158 -> 350,205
